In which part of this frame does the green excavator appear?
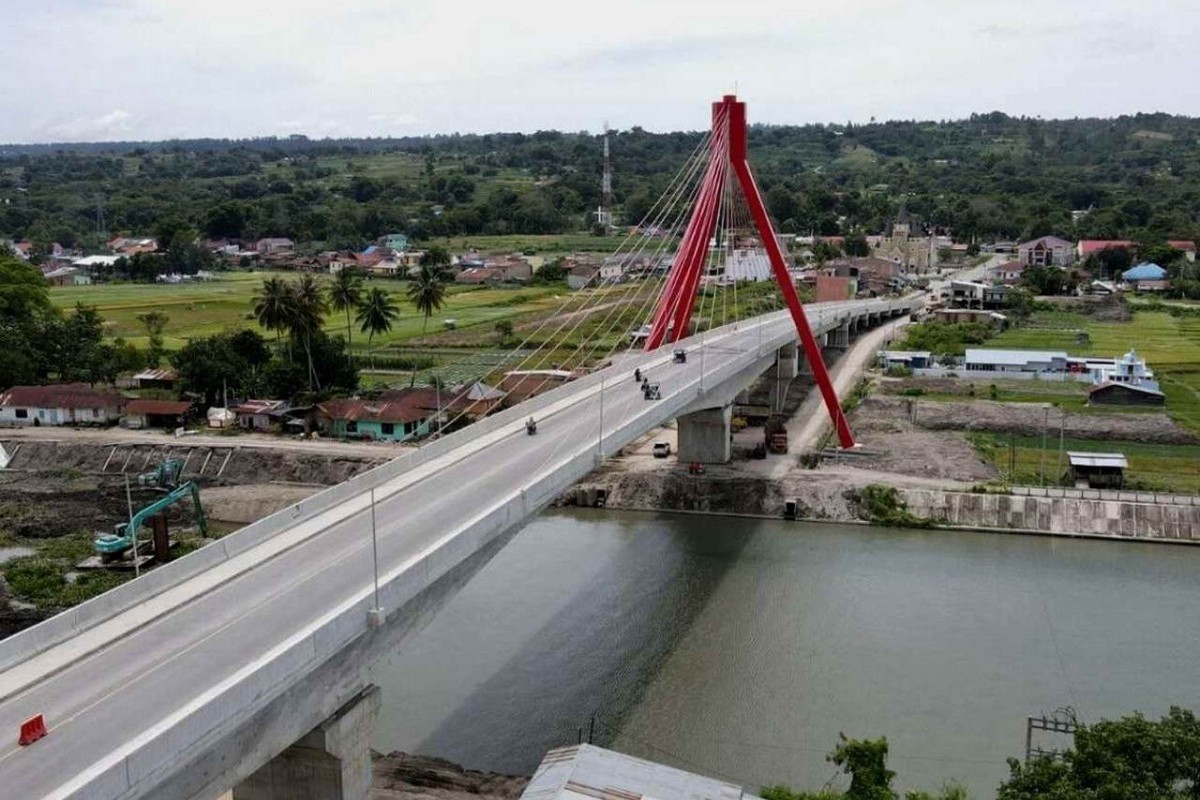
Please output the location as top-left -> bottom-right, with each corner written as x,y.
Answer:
95,459 -> 208,563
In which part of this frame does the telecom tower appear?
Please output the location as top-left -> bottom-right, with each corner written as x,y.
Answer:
595,123 -> 614,229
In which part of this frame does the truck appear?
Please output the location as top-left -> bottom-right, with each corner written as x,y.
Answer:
764,414 -> 789,454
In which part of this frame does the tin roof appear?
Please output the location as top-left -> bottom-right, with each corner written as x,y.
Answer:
0,383 -> 123,410
964,348 -> 1069,366
1067,451 -> 1128,469
133,368 -> 177,382
521,745 -> 753,800
123,399 -> 191,416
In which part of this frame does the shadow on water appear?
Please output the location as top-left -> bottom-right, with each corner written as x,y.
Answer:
409,509 -> 757,775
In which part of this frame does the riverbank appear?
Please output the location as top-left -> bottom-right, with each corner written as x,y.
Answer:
370,752 -> 528,800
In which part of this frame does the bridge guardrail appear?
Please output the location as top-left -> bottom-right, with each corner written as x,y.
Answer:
0,297 -> 913,673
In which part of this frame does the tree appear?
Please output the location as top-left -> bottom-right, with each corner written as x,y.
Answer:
405,262 -> 450,385
0,255 -> 54,321
252,277 -> 295,347
289,274 -> 330,390
326,268 -> 364,362
170,330 -> 272,406
844,234 -> 871,257
1002,286 -> 1035,319
355,287 -> 399,369
494,319 -> 514,346
1023,265 -> 1071,296
998,707 -> 1200,800
136,310 -> 169,367
420,245 -> 452,267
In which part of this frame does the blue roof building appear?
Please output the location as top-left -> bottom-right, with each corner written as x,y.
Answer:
1121,262 -> 1167,282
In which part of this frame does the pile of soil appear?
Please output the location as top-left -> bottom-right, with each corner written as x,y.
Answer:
370,752 -> 528,800
859,395 -> 1200,445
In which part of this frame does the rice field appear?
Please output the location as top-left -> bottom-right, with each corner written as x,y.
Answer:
987,310 -> 1200,432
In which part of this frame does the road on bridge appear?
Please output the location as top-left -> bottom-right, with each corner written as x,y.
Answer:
0,300 -> 899,800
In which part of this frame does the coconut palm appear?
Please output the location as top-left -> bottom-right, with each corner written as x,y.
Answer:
327,268 -> 364,362
252,277 -> 294,349
405,262 -> 450,386
288,274 -> 329,390
355,287 -> 399,370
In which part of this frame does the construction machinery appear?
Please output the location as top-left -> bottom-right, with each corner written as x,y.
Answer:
137,458 -> 183,488
764,414 -> 789,454
94,480 -> 207,563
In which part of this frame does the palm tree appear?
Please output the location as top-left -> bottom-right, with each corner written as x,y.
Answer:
289,274 -> 329,390
252,277 -> 294,350
405,262 -> 450,386
327,268 -> 364,363
355,287 -> 399,370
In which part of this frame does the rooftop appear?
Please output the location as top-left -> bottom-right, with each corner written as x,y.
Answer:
0,383 -> 123,410
964,348 -> 1069,365
123,399 -> 191,416
1067,451 -> 1128,469
521,745 -> 754,800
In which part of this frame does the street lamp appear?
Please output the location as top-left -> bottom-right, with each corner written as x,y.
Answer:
368,487 -> 383,627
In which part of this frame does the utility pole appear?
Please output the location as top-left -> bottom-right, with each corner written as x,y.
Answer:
368,487 -> 382,624
1040,406 -> 1050,487
125,473 -> 139,577
1055,410 -> 1066,485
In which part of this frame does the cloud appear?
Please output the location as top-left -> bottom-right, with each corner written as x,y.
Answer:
33,110 -> 137,142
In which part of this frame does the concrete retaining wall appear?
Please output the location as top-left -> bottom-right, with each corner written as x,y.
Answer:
903,489 -> 1200,541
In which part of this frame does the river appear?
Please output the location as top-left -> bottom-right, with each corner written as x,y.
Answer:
370,509 -> 1200,798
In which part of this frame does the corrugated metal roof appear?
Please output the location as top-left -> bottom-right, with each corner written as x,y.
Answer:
123,399 -> 191,415
0,383 -> 123,410
1122,263 -> 1167,281
964,348 -> 1068,366
133,368 -> 177,382
1067,451 -> 1128,469
521,745 -> 752,800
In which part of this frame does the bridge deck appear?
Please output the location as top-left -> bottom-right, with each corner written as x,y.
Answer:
0,299 -> 911,800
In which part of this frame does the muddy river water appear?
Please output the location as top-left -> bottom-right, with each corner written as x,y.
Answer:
371,509 -> 1200,798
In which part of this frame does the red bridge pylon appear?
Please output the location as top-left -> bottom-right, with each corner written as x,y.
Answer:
644,94 -> 856,449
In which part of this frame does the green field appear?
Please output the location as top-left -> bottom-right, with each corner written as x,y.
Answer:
49,272 -> 570,352
986,310 -> 1200,432
970,433 -> 1200,494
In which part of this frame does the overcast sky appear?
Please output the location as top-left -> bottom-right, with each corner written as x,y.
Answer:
5,0 -> 1199,143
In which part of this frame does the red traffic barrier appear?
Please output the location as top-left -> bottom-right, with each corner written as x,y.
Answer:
18,714 -> 47,746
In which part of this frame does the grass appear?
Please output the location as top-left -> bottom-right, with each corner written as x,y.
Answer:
2,532 -> 131,609
49,271 -> 570,351
986,310 -> 1200,432
969,433 -> 1200,494
880,378 -> 1161,414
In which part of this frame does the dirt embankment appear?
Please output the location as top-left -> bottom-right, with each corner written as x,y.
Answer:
2,440 -> 388,486
860,395 -> 1200,445
370,752 -> 528,800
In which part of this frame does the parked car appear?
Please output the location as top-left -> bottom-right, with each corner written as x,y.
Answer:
652,441 -> 671,458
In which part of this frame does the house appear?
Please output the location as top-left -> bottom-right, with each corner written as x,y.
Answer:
450,382 -> 506,418
995,261 -> 1025,284
316,388 -> 444,442
1066,451 -> 1127,489
1168,240 -> 1197,262
455,267 -> 501,285
869,214 -> 936,273
1078,240 -> 1136,260
814,275 -> 852,302
206,407 -> 236,429
878,350 -> 933,370
107,236 -> 157,256
950,280 -> 988,307
824,257 -> 902,295
963,349 -> 1071,374
567,264 -> 599,290
121,399 -> 192,429
1088,382 -> 1165,407
132,368 -> 177,391
379,233 -> 409,252
43,266 -> 92,286
932,309 -> 1007,328
255,238 -> 295,255
230,399 -> 288,431
1017,236 -> 1074,267
498,370 -> 575,407
1121,262 -> 1168,291
0,383 -> 123,427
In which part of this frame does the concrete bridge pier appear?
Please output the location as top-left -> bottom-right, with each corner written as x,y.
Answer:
826,322 -> 850,349
233,685 -> 381,800
769,342 -> 799,412
677,404 -> 732,464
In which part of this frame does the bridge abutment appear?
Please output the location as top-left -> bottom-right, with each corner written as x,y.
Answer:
233,685 -> 380,800
677,405 -> 732,464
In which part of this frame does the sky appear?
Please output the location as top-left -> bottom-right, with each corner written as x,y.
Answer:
5,0 -> 1200,144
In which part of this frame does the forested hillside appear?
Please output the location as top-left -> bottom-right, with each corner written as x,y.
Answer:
3,111 -> 1200,251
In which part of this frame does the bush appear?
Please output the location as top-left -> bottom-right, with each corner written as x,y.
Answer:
855,484 -> 933,528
